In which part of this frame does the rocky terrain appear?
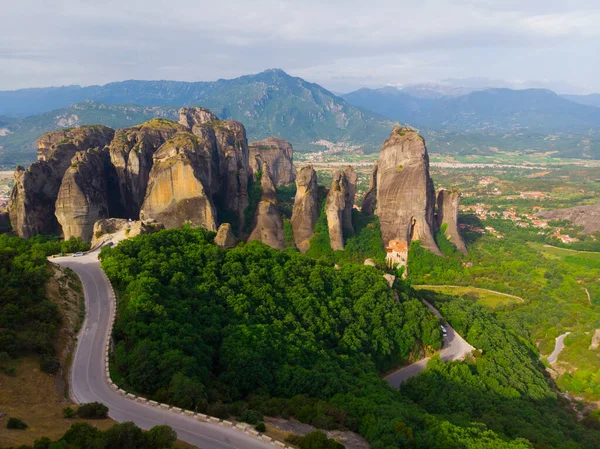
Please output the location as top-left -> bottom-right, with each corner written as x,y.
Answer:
375,127 -> 441,255
291,165 -> 320,253
325,168 -> 357,251
248,163 -> 285,250
539,201 -> 600,234
436,189 -> 468,255
249,137 -> 297,186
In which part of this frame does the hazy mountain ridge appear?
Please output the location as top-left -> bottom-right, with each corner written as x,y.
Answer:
0,70 -> 396,166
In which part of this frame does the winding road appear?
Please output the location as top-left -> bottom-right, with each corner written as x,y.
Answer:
547,332 -> 571,364
385,300 -> 475,387
53,250 -> 273,449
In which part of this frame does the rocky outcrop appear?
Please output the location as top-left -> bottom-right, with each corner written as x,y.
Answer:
376,127 -> 441,255
325,171 -> 347,251
8,126 -> 115,238
55,148 -> 114,242
248,163 -> 285,250
91,218 -> 164,248
140,132 -> 218,231
109,119 -> 184,218
361,162 -> 378,216
215,223 -> 237,248
291,166 -> 319,253
178,107 -> 218,130
342,166 -> 357,236
249,138 -> 296,186
180,108 -> 250,236
0,210 -> 9,233
538,201 -> 600,234
436,189 -> 468,255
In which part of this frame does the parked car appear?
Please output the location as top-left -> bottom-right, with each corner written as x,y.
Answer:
440,325 -> 448,336
73,252 -> 84,257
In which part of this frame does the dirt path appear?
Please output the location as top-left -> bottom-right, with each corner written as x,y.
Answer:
543,244 -> 600,254
547,332 -> 571,364
414,285 -> 524,303
585,288 -> 591,304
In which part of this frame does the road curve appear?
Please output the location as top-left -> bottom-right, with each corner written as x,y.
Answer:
54,250 -> 273,449
547,332 -> 571,364
385,300 -> 475,388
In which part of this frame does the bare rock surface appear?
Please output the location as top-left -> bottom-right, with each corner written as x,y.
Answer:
8,126 -> 115,238
214,223 -> 238,248
436,189 -> 468,254
265,418 -> 369,449
249,137 -> 296,186
109,119 -> 184,218
178,106 -> 219,129
248,164 -> 285,250
140,132 -> 218,231
376,127 -> 441,255
325,170 -> 347,251
590,329 -> 600,350
91,218 -> 164,247
342,165 -> 357,236
55,148 -> 112,242
291,166 -> 319,253
361,162 -> 378,215
539,201 -> 600,234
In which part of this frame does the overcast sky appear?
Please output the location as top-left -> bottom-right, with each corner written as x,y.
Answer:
2,0 -> 599,93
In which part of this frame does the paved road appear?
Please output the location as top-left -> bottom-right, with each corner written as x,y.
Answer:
54,250 -> 273,449
547,332 -> 571,364
385,300 -> 475,388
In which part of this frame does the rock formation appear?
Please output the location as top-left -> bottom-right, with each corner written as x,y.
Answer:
538,201 -> 600,234
376,127 -> 441,256
361,162 -> 378,216
214,223 -> 237,248
325,171 -> 347,251
0,210 -> 9,233
91,218 -> 164,248
178,107 -> 218,130
290,166 -> 319,253
140,132 -> 218,231
248,163 -> 285,250
109,119 -> 184,218
8,126 -> 115,238
55,148 -> 113,242
342,166 -> 357,236
436,189 -> 468,255
249,137 -> 297,186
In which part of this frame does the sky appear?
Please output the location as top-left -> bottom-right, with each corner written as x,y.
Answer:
1,0 -> 599,94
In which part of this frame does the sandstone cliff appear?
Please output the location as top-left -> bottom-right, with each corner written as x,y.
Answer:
55,148 -> 113,242
8,126 -> 115,238
376,127 -> 441,255
248,163 -> 285,250
91,218 -> 164,247
179,106 -> 219,129
436,189 -> 468,255
215,223 -> 237,248
0,210 -> 9,233
291,165 -> 319,253
140,132 -> 218,231
325,171 -> 346,251
109,119 -> 184,218
539,201 -> 600,234
342,165 -> 357,236
249,137 -> 296,186
361,162 -> 378,216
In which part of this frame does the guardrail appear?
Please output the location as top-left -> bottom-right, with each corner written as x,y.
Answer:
101,271 -> 292,448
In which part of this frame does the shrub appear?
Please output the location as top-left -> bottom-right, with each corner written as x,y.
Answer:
240,409 -> 263,425
63,407 -> 76,418
255,422 -> 266,433
7,417 -> 28,429
40,355 -> 60,374
76,402 -> 109,419
206,402 -> 229,419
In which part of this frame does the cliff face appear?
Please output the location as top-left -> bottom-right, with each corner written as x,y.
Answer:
178,106 -> 218,129
291,165 -> 319,253
342,165 -> 357,236
376,127 -> 441,255
91,218 -> 164,247
361,162 -> 378,216
249,137 -> 296,186
215,223 -> 237,248
140,132 -> 218,231
8,126 -> 115,238
436,189 -> 467,255
248,163 -> 285,250
539,201 -> 600,234
55,148 -> 113,242
109,119 -> 183,218
325,171 -> 346,251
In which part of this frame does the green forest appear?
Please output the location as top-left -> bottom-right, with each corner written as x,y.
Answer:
98,226 -> 600,448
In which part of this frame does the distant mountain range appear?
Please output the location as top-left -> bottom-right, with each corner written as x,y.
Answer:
1,69 -> 600,166
0,69 -> 396,166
